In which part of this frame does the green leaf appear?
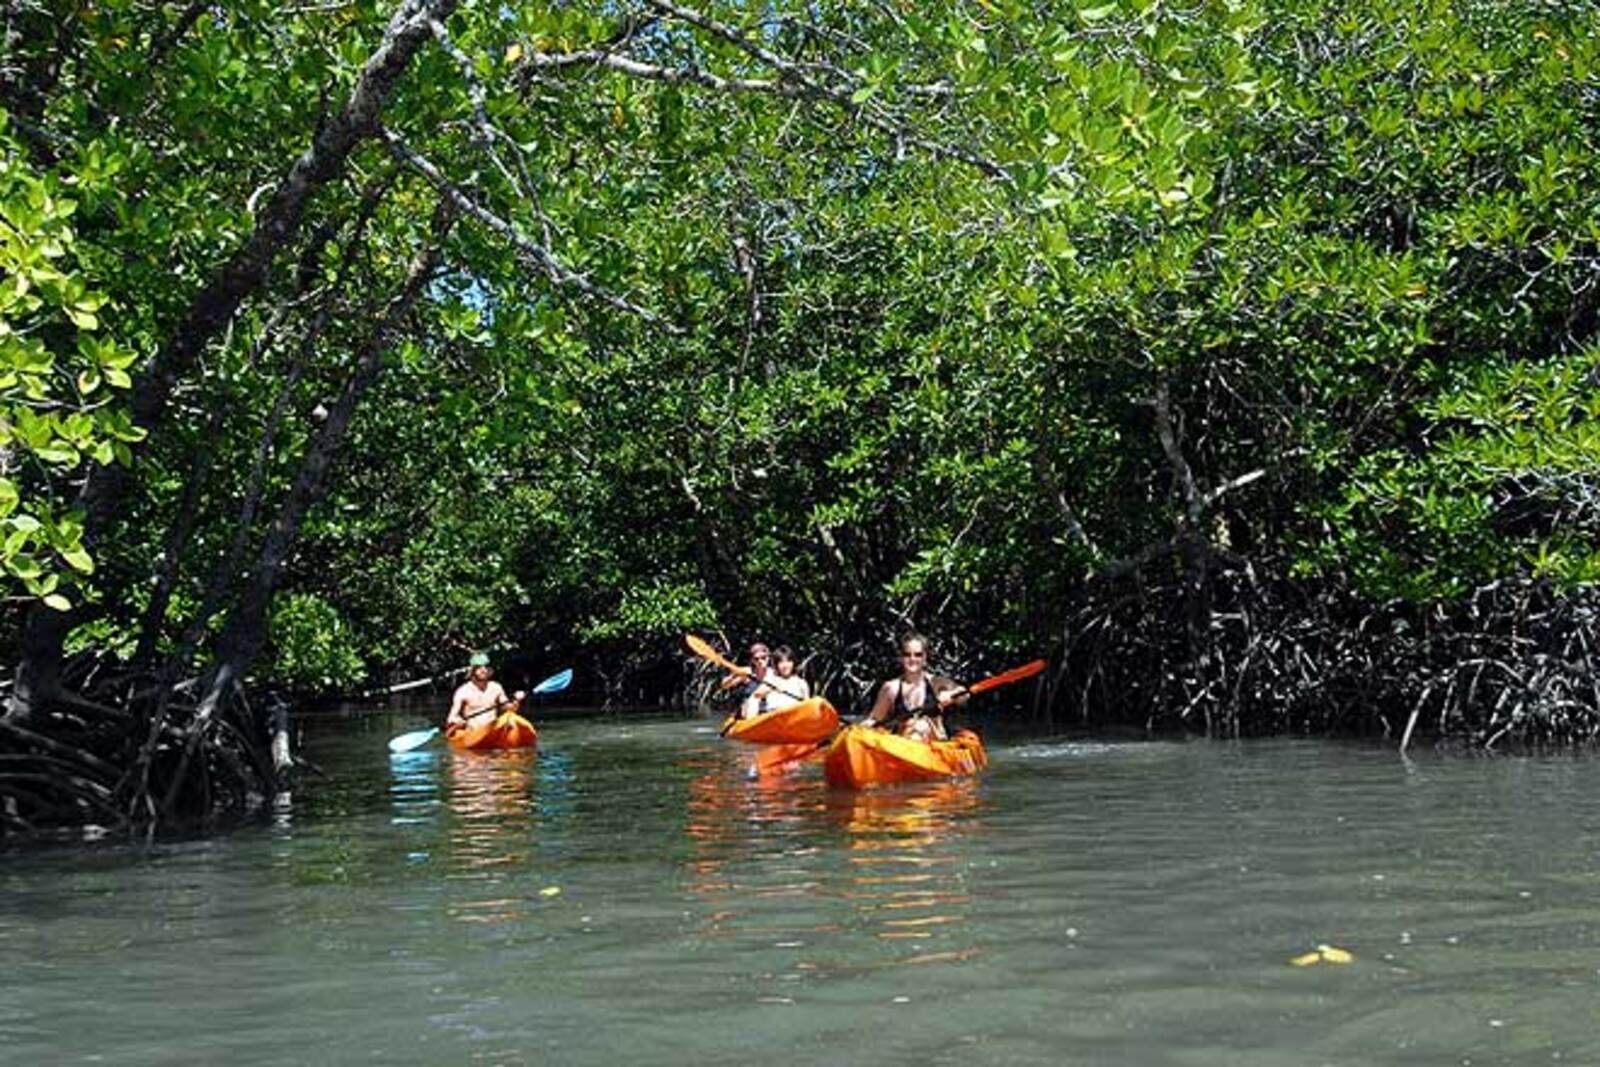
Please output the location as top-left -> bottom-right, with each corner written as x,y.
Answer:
32,444 -> 80,467
59,545 -> 94,574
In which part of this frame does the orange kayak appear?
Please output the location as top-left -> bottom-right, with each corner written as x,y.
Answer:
447,704 -> 538,751
721,697 -> 839,744
822,725 -> 986,788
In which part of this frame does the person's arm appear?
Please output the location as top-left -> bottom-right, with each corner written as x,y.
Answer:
934,676 -> 970,709
755,670 -> 808,701
751,669 -> 782,698
861,681 -> 895,727
446,688 -> 468,727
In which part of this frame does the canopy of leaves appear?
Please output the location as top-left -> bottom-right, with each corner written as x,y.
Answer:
1,0 -> 1595,737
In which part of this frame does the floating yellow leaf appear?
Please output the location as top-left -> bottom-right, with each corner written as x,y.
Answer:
540,886 -> 561,897
1291,944 -> 1355,966
1318,944 -> 1354,964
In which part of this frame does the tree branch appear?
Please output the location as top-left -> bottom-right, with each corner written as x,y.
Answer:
520,1 -> 1009,182
380,126 -> 670,325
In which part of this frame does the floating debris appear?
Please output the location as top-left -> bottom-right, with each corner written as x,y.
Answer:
1290,944 -> 1355,966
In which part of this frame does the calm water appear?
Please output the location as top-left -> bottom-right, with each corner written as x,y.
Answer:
3,711 -> 1600,1065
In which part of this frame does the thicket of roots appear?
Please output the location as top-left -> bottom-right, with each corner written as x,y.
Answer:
1055,551 -> 1600,746
0,660 -> 281,840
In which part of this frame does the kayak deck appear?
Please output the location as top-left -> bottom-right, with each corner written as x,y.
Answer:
721,697 -> 840,744
822,725 -> 986,788
447,705 -> 538,751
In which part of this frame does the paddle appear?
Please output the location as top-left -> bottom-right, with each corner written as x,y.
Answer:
754,658 -> 1048,772
942,658 -> 1047,700
387,667 -> 573,754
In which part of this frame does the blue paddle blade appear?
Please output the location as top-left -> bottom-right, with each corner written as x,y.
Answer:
388,727 -> 439,754
532,668 -> 573,695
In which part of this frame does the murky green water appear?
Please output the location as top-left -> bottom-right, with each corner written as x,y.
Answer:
3,712 -> 1600,1065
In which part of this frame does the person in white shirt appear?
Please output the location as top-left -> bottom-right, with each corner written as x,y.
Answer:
756,646 -> 811,713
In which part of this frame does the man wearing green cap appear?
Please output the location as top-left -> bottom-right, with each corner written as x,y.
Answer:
446,652 -> 526,730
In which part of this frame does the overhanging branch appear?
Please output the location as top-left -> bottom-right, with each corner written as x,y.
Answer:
380,126 -> 670,326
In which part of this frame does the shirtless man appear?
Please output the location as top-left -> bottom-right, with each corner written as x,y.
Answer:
446,652 -> 525,730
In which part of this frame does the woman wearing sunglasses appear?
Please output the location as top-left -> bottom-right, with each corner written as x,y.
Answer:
859,632 -> 967,742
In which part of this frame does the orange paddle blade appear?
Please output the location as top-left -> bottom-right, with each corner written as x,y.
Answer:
684,633 -> 748,676
966,659 -> 1047,695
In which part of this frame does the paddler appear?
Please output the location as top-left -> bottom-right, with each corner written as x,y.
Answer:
760,646 -> 812,712
859,632 -> 968,742
446,652 -> 526,730
717,642 -> 776,719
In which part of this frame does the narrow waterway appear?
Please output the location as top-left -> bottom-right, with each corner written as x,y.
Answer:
3,711 -> 1599,1065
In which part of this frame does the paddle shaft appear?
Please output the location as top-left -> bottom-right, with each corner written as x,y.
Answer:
458,695 -> 518,724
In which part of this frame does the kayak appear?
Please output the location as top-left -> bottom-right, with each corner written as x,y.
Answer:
751,741 -> 827,775
721,697 -> 840,744
822,725 -> 986,788
447,704 -> 538,751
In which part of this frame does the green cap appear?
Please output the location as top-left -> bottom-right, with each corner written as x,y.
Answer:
468,652 -> 490,667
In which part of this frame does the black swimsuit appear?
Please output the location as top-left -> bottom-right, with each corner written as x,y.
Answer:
888,677 -> 936,727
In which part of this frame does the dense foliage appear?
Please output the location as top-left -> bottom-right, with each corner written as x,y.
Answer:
1,0 -> 1597,830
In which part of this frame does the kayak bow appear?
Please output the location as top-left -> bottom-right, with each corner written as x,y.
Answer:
721,697 -> 840,744
822,724 -> 986,789
446,703 -> 538,751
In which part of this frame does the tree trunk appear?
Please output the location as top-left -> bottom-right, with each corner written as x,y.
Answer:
134,176 -> 392,663
9,0 -> 459,718
191,201 -> 454,731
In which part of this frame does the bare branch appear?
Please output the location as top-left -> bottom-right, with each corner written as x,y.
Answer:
380,126 -> 670,326
520,1 -> 1009,182
1151,378 -> 1204,530
1202,468 -> 1265,510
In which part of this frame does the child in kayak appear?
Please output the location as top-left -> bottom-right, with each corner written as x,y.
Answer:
860,632 -> 968,742
447,652 -> 525,729
758,646 -> 812,712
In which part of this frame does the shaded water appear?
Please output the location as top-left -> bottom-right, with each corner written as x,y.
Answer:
4,712 -> 1600,1065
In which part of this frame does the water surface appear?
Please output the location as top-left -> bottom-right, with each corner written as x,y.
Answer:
3,713 -> 1598,1065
